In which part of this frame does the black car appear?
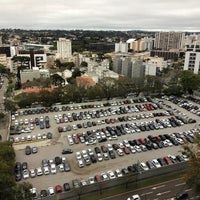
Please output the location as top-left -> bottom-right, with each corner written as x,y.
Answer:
90,155 -> 97,163
47,132 -> 53,139
94,147 -> 101,154
109,150 -> 116,159
62,149 -> 73,154
175,192 -> 189,200
15,171 -> 22,182
55,156 -> 62,165
63,183 -> 70,191
22,162 -> 28,170
15,162 -> 21,172
25,145 -> 31,155
40,190 -> 48,197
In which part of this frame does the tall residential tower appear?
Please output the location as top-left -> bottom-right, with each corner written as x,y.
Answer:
57,38 -> 72,59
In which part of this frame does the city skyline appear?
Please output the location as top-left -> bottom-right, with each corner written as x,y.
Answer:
1,0 -> 200,31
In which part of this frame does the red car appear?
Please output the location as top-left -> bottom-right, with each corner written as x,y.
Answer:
55,185 -> 62,193
123,146 -> 130,154
163,156 -> 173,165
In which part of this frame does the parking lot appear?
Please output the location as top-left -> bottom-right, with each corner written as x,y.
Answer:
11,96 -> 200,197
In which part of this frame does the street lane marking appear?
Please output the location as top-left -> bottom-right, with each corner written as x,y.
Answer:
141,191 -> 153,196
175,183 -> 186,187
185,188 -> 192,192
156,191 -> 171,196
152,185 -> 165,190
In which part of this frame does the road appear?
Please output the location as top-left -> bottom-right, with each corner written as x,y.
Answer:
101,178 -> 199,200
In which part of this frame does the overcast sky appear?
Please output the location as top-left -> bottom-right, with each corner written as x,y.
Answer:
1,0 -> 200,31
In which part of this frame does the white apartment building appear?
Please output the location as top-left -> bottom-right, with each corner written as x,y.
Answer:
115,41 -> 128,53
184,45 -> 200,74
57,38 -> 72,59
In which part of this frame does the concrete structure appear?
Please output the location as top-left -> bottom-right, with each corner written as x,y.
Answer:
12,49 -> 47,71
184,45 -> 200,74
145,63 -> 157,76
0,36 -> 2,46
184,34 -> 200,47
145,57 -> 168,71
23,43 -> 53,52
0,54 -> 7,66
150,50 -> 180,61
121,57 -> 132,78
154,32 -> 185,51
131,60 -> 145,79
113,56 -> 145,79
57,38 -> 72,59
115,41 -> 128,53
20,67 -> 50,83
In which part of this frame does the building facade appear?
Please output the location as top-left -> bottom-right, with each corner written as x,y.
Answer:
57,38 -> 72,59
115,42 -> 128,53
154,32 -> 185,51
184,45 -> 200,74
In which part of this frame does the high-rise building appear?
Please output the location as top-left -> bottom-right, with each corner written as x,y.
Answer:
154,32 -> 185,51
115,41 -> 128,53
57,38 -> 72,59
184,45 -> 200,74
0,36 -> 2,46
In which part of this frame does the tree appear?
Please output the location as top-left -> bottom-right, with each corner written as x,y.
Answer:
182,132 -> 200,195
80,61 -> 88,67
4,99 -> 17,112
0,141 -> 16,200
72,68 -> 81,78
180,70 -> 200,94
12,56 -> 30,80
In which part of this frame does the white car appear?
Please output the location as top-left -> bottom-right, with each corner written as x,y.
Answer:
117,149 -> 124,156
48,187 -> 55,196
97,153 -> 103,162
101,172 -> 109,181
78,159 -> 84,168
127,194 -> 141,200
152,159 -> 161,168
76,152 -> 82,160
107,170 -> 116,179
140,162 -> 149,171
50,164 -> 57,174
43,166 -> 50,175
23,169 -> 29,179
29,169 -> 36,178
88,176 -> 95,184
36,167 -> 43,176
115,169 -> 123,177
59,164 -> 64,172
30,188 -> 37,199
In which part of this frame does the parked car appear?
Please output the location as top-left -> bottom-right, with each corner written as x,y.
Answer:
63,183 -> 70,191
25,145 -> 31,155
48,187 -> 55,196
175,192 -> 189,200
55,185 -> 62,193
62,149 -> 73,154
127,194 -> 141,200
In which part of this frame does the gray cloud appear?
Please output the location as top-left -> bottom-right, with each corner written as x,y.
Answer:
1,0 -> 200,31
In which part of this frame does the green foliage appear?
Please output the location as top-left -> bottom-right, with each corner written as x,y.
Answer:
72,68 -> 81,78
0,142 -> 17,200
0,112 -> 5,120
180,70 -> 200,94
55,60 -> 75,70
4,99 -> 17,112
80,61 -> 88,67
182,133 -> 200,195
51,74 -> 65,86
